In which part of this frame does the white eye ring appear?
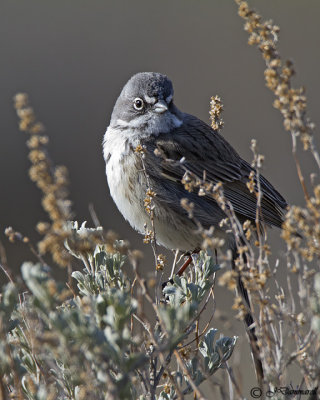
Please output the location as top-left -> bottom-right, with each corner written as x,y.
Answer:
133,97 -> 144,111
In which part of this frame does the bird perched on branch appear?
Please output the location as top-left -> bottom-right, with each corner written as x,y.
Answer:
103,72 -> 287,380
103,72 -> 286,252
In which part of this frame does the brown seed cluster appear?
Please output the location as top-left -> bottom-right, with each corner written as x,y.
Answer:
235,0 -> 315,150
282,185 -> 320,261
209,95 -> 224,131
144,189 -> 156,216
246,171 -> 255,194
218,270 -> 238,291
13,94 -> 119,267
180,198 -> 195,219
134,144 -> 146,156
13,93 -> 73,266
181,171 -> 200,193
5,227 -> 29,244
180,174 -> 229,251
181,170 -> 215,199
156,253 -> 166,271
233,3 -> 320,387
143,225 -> 154,245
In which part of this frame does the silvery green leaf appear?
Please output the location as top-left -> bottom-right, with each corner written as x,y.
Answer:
158,386 -> 177,400
196,251 -> 220,276
71,270 -> 85,285
71,272 -> 96,296
22,352 -> 37,374
172,274 -> 182,287
158,392 -> 170,400
187,282 -> 199,301
74,386 -> 82,400
181,277 -> 187,293
77,221 -> 103,236
312,316 -> 320,333
314,273 -> 320,295
0,283 -> 19,330
66,220 -> 79,231
1,282 -> 18,311
158,305 -> 188,346
21,262 -> 53,309
162,285 -> 177,296
21,377 -> 50,400
207,352 -> 220,373
21,375 -> 34,399
36,386 -> 50,400
97,369 -> 108,383
199,328 -> 217,357
64,238 -> 82,259
199,329 -> 236,374
104,325 -> 121,351
175,371 -> 183,387
215,336 -> 237,362
95,249 -> 107,268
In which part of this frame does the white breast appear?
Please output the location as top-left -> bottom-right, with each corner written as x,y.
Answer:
103,118 -> 227,252
103,128 -> 147,234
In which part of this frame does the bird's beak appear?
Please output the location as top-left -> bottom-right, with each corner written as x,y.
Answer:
153,100 -> 168,114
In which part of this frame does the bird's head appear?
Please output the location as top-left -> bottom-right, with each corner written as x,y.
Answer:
109,72 -> 183,136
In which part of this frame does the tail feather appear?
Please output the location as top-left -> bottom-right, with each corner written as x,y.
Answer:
232,248 -> 264,384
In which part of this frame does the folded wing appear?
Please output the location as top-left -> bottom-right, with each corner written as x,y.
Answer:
142,114 -> 287,229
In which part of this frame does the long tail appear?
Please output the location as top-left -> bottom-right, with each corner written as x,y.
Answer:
232,248 -> 264,385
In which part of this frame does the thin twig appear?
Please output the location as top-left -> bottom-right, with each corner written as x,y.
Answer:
0,241 -> 14,283
89,202 -> 102,228
173,349 -> 207,400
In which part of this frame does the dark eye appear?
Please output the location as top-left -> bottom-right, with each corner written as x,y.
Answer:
133,97 -> 144,111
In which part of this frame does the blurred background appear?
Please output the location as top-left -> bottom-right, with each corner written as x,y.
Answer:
1,0 -> 320,394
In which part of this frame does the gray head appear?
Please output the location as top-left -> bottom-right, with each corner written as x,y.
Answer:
109,72 -> 183,135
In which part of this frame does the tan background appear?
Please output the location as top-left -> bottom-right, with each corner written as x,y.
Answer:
1,0 -> 320,395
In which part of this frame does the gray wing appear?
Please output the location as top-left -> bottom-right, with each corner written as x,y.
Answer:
142,114 -> 287,228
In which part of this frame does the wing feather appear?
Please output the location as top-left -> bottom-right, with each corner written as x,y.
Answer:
142,113 -> 287,228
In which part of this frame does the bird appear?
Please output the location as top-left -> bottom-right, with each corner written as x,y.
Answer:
103,72 -> 286,255
103,72 -> 287,379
